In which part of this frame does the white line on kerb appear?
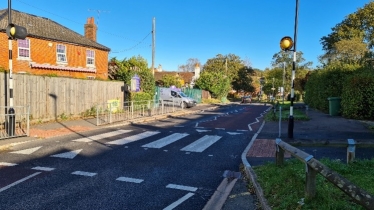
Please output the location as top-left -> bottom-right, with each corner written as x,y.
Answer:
0,172 -> 41,193
163,192 -> 195,210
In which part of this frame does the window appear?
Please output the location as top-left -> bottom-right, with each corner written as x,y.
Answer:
57,44 -> 67,62
18,39 -> 30,59
86,49 -> 95,66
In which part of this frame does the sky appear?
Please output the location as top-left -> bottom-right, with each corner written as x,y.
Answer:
2,0 -> 372,71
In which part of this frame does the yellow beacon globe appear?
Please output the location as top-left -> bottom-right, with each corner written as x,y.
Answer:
280,36 -> 293,51
10,27 -> 16,36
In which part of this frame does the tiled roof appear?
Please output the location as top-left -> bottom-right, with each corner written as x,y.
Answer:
0,9 -> 110,51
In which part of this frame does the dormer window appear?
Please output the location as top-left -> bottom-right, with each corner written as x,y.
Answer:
57,44 -> 67,63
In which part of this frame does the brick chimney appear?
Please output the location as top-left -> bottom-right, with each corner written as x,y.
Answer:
84,17 -> 97,42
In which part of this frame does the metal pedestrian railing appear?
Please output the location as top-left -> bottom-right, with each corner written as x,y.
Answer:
0,106 -> 30,139
96,100 -> 185,126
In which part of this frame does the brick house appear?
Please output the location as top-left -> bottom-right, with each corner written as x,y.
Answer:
0,9 -> 110,79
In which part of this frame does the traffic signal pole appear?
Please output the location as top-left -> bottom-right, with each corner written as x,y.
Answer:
288,0 -> 299,138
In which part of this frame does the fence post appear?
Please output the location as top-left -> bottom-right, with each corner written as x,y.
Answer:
148,100 -> 151,116
131,101 -> 134,119
305,164 -> 317,199
275,138 -> 284,166
278,106 -> 282,138
26,105 -> 30,136
109,103 -> 112,124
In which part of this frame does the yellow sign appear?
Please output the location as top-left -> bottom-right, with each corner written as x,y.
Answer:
107,99 -> 120,113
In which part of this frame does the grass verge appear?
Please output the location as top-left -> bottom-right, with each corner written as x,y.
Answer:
253,158 -> 374,209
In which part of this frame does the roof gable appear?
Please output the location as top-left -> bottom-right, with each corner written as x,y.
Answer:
0,9 -> 110,51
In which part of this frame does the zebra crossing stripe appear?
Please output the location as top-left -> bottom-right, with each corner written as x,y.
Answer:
107,131 -> 160,145
142,133 -> 189,148
180,135 -> 222,152
73,130 -> 132,142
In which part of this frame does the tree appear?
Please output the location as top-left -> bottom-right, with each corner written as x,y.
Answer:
320,2 -> 374,66
269,51 -> 312,99
161,74 -> 181,88
231,66 -> 255,93
195,70 -> 231,99
178,58 -> 201,72
109,55 -> 155,96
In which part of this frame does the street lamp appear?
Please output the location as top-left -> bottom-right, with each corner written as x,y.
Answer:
279,0 -> 299,138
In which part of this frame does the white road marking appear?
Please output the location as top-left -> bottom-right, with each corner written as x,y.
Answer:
107,131 -> 160,145
0,162 -> 17,166
227,132 -> 243,135
215,128 -> 225,130
116,177 -> 144,183
237,129 -> 248,132
163,193 -> 195,210
50,149 -> 82,159
196,129 -> 210,133
10,146 -> 42,155
166,184 -> 198,192
32,166 -> 55,171
0,172 -> 41,193
174,126 -> 184,128
142,133 -> 189,148
73,130 -> 132,142
180,135 -> 222,152
71,171 -> 97,177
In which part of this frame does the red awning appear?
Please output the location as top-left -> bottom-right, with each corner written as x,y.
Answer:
30,63 -> 96,73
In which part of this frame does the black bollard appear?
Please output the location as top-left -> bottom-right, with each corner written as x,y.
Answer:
7,107 -> 15,136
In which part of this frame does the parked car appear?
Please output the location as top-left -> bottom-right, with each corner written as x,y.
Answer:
241,96 -> 251,103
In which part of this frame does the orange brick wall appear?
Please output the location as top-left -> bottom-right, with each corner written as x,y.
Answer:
0,33 -> 109,79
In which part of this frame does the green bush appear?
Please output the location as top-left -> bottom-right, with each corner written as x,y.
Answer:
341,69 -> 374,119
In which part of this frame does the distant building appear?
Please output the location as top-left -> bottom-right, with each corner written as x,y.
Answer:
0,9 -> 110,79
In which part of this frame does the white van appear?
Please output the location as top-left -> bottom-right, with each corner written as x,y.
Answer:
159,87 -> 197,108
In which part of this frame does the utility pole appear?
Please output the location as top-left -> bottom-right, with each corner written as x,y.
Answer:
152,17 -> 156,75
283,61 -> 285,104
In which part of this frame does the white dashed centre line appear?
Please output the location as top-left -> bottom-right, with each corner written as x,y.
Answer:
116,177 -> 144,183
71,171 -> 97,177
166,184 -> 198,192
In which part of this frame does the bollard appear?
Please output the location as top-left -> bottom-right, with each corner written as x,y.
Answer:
347,139 -> 356,164
7,107 -> 15,136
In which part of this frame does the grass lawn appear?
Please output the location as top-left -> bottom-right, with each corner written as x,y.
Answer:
253,158 -> 374,209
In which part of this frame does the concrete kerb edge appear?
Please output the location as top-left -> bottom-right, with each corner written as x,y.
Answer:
241,120 -> 272,210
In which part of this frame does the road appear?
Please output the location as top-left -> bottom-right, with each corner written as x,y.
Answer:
0,103 -> 270,209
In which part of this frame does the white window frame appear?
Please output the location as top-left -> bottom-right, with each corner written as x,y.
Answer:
17,38 -> 30,60
56,44 -> 67,63
86,49 -> 95,67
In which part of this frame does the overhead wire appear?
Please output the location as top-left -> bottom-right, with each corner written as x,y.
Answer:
14,0 -> 152,51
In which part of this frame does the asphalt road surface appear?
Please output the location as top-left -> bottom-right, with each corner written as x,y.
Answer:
0,104 -> 269,210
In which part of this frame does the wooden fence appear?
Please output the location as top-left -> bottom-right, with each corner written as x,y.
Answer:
0,73 -> 124,122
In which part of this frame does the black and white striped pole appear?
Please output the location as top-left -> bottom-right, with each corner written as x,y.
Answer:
6,0 -> 27,136
279,0 -> 299,138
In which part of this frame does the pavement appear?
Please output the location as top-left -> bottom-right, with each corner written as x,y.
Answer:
1,103 -> 374,209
